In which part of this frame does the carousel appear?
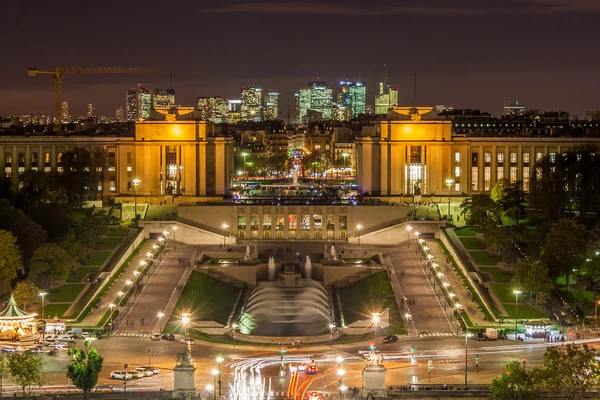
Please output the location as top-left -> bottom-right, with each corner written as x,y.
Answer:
0,296 -> 38,342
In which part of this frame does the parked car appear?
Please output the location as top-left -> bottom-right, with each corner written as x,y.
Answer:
94,384 -> 114,392
162,333 -> 175,341
128,370 -> 144,379
58,335 -> 73,343
1,347 -> 16,353
44,335 -> 57,342
383,335 -> 398,344
135,367 -> 154,377
140,366 -> 160,375
150,332 -> 161,341
110,371 -> 131,380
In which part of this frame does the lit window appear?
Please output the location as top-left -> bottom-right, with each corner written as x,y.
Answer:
455,166 -> 460,177
536,152 -> 543,161
510,153 -> 517,163
484,153 -> 491,163
127,166 -> 132,172
44,166 -> 51,172
455,152 -> 460,163
523,153 -> 530,164
497,153 -> 504,163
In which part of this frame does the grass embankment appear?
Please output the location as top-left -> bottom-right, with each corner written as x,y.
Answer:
165,271 -> 241,334
338,271 -> 406,335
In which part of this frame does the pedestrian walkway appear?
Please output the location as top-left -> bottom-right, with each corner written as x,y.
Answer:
74,239 -> 161,327
113,332 -> 151,338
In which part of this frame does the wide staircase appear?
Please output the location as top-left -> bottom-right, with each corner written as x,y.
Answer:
196,265 -> 251,289
334,266 -> 384,288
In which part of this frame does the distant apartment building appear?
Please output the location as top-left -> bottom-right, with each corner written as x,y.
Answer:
125,89 -> 138,121
61,102 -> 71,123
241,87 -> 263,122
263,91 -> 279,121
137,86 -> 152,120
197,96 -> 229,123
153,89 -> 176,108
504,99 -> 525,116
339,81 -> 366,119
116,107 -> 125,122
296,82 -> 333,124
87,103 -> 96,118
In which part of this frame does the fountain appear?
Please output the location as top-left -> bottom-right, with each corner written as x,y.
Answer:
330,244 -> 337,260
304,256 -> 312,279
268,257 -> 277,281
245,245 -> 251,260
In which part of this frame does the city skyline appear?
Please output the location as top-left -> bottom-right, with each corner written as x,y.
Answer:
1,0 -> 599,117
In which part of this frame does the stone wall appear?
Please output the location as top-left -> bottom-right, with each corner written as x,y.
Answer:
349,221 -> 445,246
140,221 -> 226,245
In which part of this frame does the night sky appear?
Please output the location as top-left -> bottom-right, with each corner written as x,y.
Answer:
1,0 -> 599,118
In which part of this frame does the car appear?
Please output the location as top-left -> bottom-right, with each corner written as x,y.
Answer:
140,366 -> 160,375
58,335 -> 73,343
297,363 -> 307,371
383,335 -> 398,344
150,332 -> 161,341
128,370 -> 144,379
289,364 -> 298,373
307,365 -> 318,375
180,338 -> 196,345
110,371 -> 131,380
162,333 -> 175,341
94,384 -> 114,392
1,347 -> 16,353
135,367 -> 154,377
44,335 -> 57,342
82,332 -> 90,339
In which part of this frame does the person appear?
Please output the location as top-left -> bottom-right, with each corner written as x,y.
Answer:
141,318 -> 145,325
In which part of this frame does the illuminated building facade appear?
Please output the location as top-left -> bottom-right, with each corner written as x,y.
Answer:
197,96 -> 229,123
87,103 -> 96,118
339,81 -> 366,119
504,99 -> 525,116
126,90 -> 138,121
137,86 -> 152,120
263,91 -> 279,121
375,82 -> 399,115
296,82 -> 333,124
116,107 -> 125,122
356,106 -> 600,196
61,102 -> 70,123
0,117 -> 234,198
153,89 -> 176,108
241,87 -> 263,122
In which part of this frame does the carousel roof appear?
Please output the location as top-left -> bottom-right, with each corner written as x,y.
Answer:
0,296 -> 34,319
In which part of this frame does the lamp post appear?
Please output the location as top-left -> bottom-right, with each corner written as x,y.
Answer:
172,225 -> 179,250
211,369 -> 218,400
372,312 -> 381,346
109,303 -> 116,332
406,225 -> 413,248
158,312 -> 165,334
158,237 -> 164,261
330,323 -> 336,347
232,323 -> 237,348
222,223 -> 229,247
455,303 -> 462,335
446,178 -> 454,221
337,368 -> 346,400
514,290 -> 522,340
133,179 -> 141,220
39,291 -> 48,339
449,294 -> 456,323
216,357 -> 224,397
163,231 -> 169,249
182,313 -> 191,338
242,152 -> 249,186
464,328 -> 469,388
206,384 -> 214,400
357,224 -> 363,248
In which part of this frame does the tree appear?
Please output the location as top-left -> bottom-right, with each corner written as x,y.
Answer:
75,214 -> 106,251
67,342 -> 104,400
513,258 -> 554,305
491,178 -> 510,203
538,344 -> 600,399
20,170 -> 54,206
0,230 -> 22,294
0,355 -> 8,396
490,360 -> 537,400
12,281 -> 40,311
26,203 -> 72,241
541,219 -> 587,291
460,194 -> 501,230
53,147 -> 103,208
501,181 -> 527,227
7,352 -> 45,396
28,243 -> 77,282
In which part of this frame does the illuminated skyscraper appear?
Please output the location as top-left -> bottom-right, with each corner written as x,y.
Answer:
116,107 -> 125,122
87,103 -> 96,118
296,82 -> 333,124
263,91 -> 279,121
137,85 -> 152,119
339,81 -> 366,119
61,101 -> 70,123
153,89 -> 176,108
196,96 -> 229,123
504,99 -> 525,116
241,87 -> 263,122
126,89 -> 138,121
375,68 -> 399,115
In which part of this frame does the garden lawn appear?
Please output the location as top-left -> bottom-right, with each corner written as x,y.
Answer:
338,271 -> 405,334
167,272 -> 240,328
66,266 -> 101,283
104,228 -> 128,237
491,284 -> 530,304
469,251 -> 503,265
48,284 -> 86,302
459,237 -> 487,250
479,267 -> 514,283
454,228 -> 478,237
80,251 -> 112,266
95,237 -> 123,250
41,303 -> 71,319
503,303 -> 548,319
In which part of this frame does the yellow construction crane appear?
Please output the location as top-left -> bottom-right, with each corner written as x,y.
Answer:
27,67 -> 157,123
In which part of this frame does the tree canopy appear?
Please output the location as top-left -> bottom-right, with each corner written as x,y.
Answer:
12,281 -> 40,311
67,342 -> 104,399
7,352 -> 45,396
541,219 -> 587,290
513,258 -> 554,304
28,243 -> 77,282
0,230 -> 22,294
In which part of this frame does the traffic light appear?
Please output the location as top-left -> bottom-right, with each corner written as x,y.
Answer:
369,343 -> 376,351
475,355 -> 479,362
280,349 -> 287,355
411,346 -> 416,354
428,360 -> 433,370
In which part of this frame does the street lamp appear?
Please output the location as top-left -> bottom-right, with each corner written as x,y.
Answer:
109,303 -> 116,332
39,292 -> 48,339
158,312 -> 165,333
222,223 -> 229,247
330,323 -> 336,347
211,369 -> 218,400
455,303 -> 462,335
216,357 -> 224,397
172,225 -> 179,250
242,152 -> 249,185
337,368 -> 346,400
232,323 -> 238,348
464,329 -> 469,389
182,313 -> 191,337
133,179 -> 141,220
372,312 -> 381,345
514,290 -> 522,340
357,224 -> 363,248
406,225 -> 413,248
163,231 -> 169,249
446,178 -> 454,221
206,384 -> 214,399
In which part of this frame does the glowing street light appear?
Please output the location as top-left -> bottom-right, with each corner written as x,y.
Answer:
109,303 -> 116,330
39,291 -> 48,339
172,225 -> 179,249
357,224 -> 363,248
216,356 -> 224,397
372,312 -> 381,345
514,290 -> 522,339
211,369 -> 219,400
222,223 -> 229,247
182,313 -> 191,337
158,312 -> 165,333
133,179 -> 141,220
446,178 -> 455,221
406,225 -> 413,248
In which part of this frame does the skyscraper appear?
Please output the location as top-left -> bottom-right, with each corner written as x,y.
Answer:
137,85 -> 152,120
87,103 -> 96,118
196,96 -> 229,123
504,99 -> 525,116
153,89 -> 176,108
61,101 -> 70,123
263,91 -> 279,121
296,82 -> 333,124
126,89 -> 138,121
241,87 -> 263,122
116,107 -> 125,122
339,81 -> 366,119
375,68 -> 399,115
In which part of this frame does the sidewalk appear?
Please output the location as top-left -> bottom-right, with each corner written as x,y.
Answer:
74,239 -> 160,327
